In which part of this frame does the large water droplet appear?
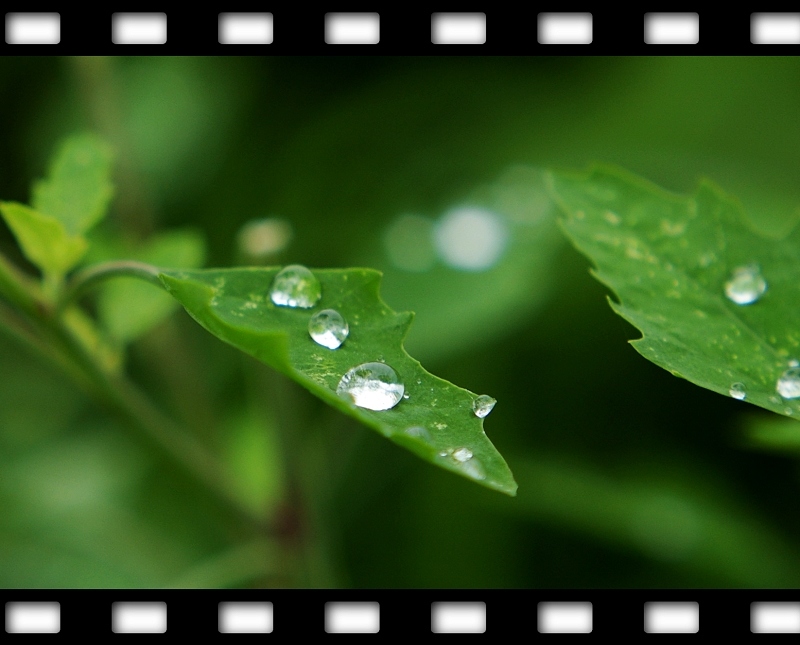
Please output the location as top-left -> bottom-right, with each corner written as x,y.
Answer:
729,382 -> 746,400
308,309 -> 348,349
269,264 -> 321,308
724,265 -> 766,305
777,367 -> 800,399
336,362 -> 404,411
472,394 -> 496,418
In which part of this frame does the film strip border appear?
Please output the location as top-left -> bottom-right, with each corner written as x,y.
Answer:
2,10 -> 800,54
4,590 -> 800,635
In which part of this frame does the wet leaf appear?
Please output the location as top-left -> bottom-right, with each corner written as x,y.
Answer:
549,165 -> 800,419
159,267 -> 516,495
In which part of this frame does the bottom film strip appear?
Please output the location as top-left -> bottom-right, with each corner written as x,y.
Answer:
4,591 -> 800,636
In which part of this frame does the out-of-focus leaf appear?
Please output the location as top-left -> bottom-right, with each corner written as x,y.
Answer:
159,267 -> 516,495
221,410 -> 285,517
549,165 -> 800,419
497,455 -> 800,587
32,133 -> 114,236
97,229 -> 206,343
0,202 -> 88,278
742,413 -> 800,454
375,166 -> 563,363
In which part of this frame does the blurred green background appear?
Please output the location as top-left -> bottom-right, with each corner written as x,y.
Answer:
1,56 -> 800,588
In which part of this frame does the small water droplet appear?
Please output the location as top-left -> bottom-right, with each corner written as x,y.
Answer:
308,309 -> 349,349
724,265 -> 766,305
786,407 -> 794,416
472,395 -> 497,418
777,367 -> 800,399
439,447 -> 486,480
269,264 -> 321,308
403,393 -> 410,400
729,382 -> 746,400
336,362 -> 404,411
790,359 -> 799,368
404,426 -> 431,441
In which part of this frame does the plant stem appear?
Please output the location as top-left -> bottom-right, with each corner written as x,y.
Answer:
59,260 -> 164,311
0,252 -> 43,318
0,252 -> 266,528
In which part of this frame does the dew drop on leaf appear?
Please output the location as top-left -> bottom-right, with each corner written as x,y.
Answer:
472,394 -> 497,418
269,264 -> 321,308
440,447 -> 486,480
404,426 -> 431,441
729,382 -> 746,400
308,308 -> 349,349
336,362 -> 404,411
724,264 -> 766,305
776,367 -> 800,399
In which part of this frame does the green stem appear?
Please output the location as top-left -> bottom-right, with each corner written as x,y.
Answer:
0,254 -> 265,528
59,260 -> 164,311
0,252 -> 44,318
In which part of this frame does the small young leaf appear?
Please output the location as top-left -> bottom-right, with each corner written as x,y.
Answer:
159,267 -> 517,495
0,202 -> 88,278
548,165 -> 800,419
32,133 -> 114,236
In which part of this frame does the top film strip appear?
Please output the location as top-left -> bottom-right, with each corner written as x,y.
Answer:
2,10 -> 800,54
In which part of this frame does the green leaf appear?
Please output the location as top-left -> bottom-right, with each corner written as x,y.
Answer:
96,229 -> 206,342
548,165 -> 800,419
159,267 -> 516,495
0,202 -> 88,278
32,133 -> 114,236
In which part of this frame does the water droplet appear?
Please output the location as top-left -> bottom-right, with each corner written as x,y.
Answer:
336,362 -> 404,411
403,393 -> 410,400
472,395 -> 497,418
729,382 -> 746,400
269,264 -> 321,308
777,367 -> 800,399
724,265 -> 766,305
434,207 -> 508,272
237,218 -> 292,259
787,407 -> 794,416
790,359 -> 799,368
404,426 -> 430,441
439,447 -> 486,480
308,309 -> 348,349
